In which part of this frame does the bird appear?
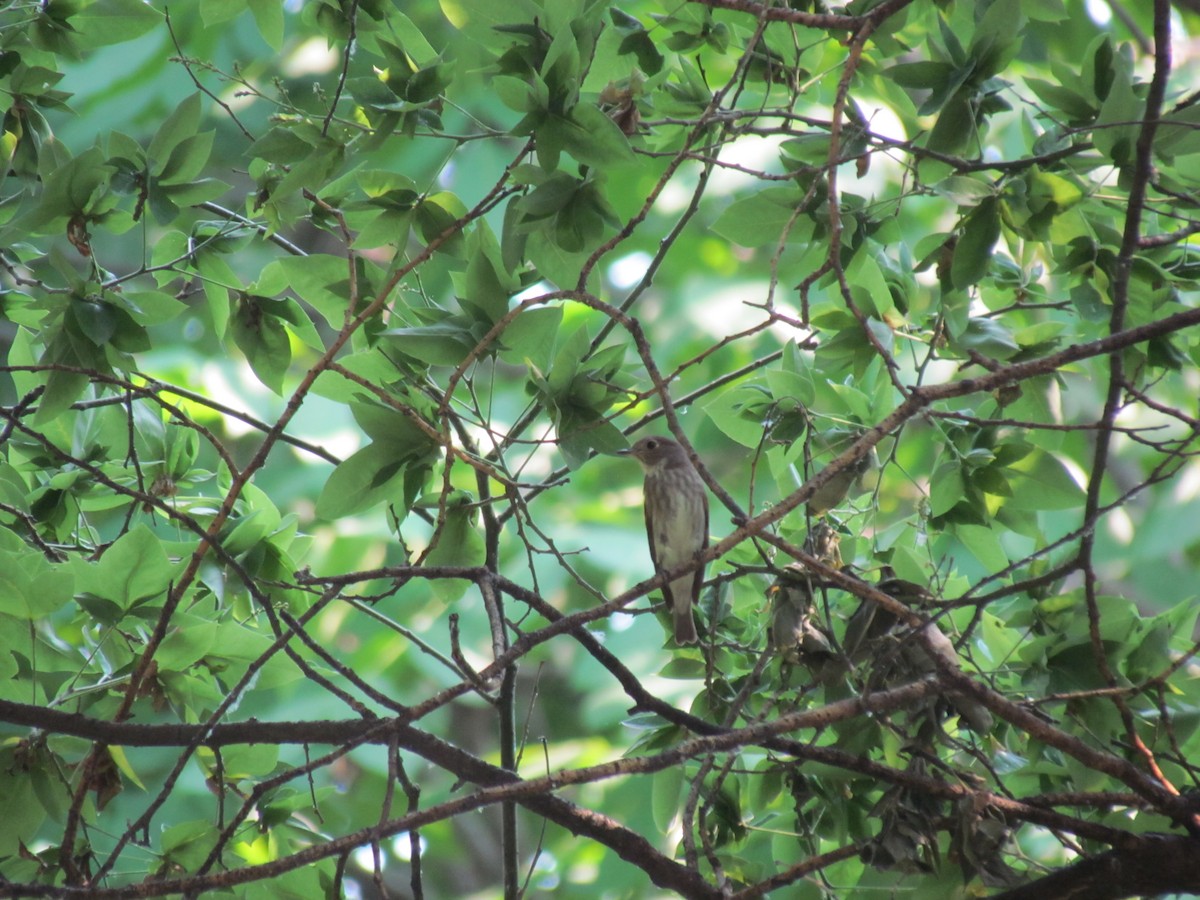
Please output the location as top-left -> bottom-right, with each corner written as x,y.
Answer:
842,569 -> 926,659
806,450 -> 873,517
844,569 -> 993,733
620,436 -> 709,644
769,566 -> 837,668
802,520 -> 843,570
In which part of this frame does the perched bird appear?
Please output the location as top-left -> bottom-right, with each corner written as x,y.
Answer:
769,566 -> 838,672
620,436 -> 709,644
845,569 -> 993,733
802,520 -> 843,570
774,525 -> 841,664
905,618 -> 995,734
842,570 -> 929,659
806,450 -> 873,517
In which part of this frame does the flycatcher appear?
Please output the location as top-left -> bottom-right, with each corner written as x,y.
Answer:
621,436 -> 709,644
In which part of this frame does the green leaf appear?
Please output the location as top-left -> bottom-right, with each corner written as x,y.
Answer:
498,304 -> 562,371
148,93 -> 202,170
85,524 -> 177,611
953,317 -> 1020,359
248,125 -> 318,164
248,0 -> 285,50
165,426 -> 200,480
1070,282 -> 1108,321
1092,53 -> 1141,166
703,386 -> 774,448
711,187 -> 807,247
71,0 -> 160,47
416,191 -> 467,255
200,0 -> 243,26
0,548 -> 74,620
22,146 -> 115,229
955,523 -> 1009,571
311,350 -> 400,403
615,27 -> 664,75
196,253 -> 237,339
381,322 -> 478,366
558,416 -> 626,470
263,255 -> 355,330
156,131 -> 214,184
493,75 -> 538,113
560,103 -> 635,168
211,743 -> 279,779
270,137 -> 345,206
1025,77 -> 1096,123
887,60 -> 956,90
269,295 -> 324,352
1154,103 -> 1200,160
421,491 -> 485,600
71,298 -> 118,345
123,290 -> 187,326
1026,168 -> 1084,221
969,0 -> 1025,79
0,760 -> 47,854
517,171 -> 583,219
231,296 -> 292,394
526,229 -> 595,291
317,442 -> 410,520
351,400 -> 437,453
651,765 -> 685,832
204,625 -> 304,689
390,11 -> 440,66
926,89 -> 976,157
929,462 -> 965,517
223,509 -> 274,557
931,175 -> 995,205
157,615 -> 219,673
354,208 -> 414,250
1007,452 -> 1084,510
845,252 -> 894,319
952,196 -> 1001,289
34,369 -> 90,425
543,321 -> 587,393
779,133 -> 833,167
460,220 -> 516,326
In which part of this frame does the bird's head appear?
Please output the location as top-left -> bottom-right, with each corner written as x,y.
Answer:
618,436 -> 687,470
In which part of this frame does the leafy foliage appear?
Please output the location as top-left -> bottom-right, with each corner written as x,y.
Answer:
1,0 -> 1200,897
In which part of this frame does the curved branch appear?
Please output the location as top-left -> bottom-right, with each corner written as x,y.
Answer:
989,834 -> 1200,900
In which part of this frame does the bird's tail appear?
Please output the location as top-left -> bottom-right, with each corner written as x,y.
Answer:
671,580 -> 698,644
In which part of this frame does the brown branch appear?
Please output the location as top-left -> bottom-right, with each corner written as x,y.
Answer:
989,833 -> 1200,900
197,201 -> 308,256
823,11 -> 906,391
731,845 -> 860,900
164,8 -> 254,142
690,0 -> 911,30
1072,0 -> 1192,835
0,684 -> 971,899
492,577 -> 1135,851
480,300 -> 1200,661
321,0 -> 358,137
93,586 -> 359,882
53,143 -> 531,878
575,13 -> 770,291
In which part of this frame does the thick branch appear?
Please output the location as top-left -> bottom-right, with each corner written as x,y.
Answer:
690,0 -> 912,30
990,834 -> 1200,900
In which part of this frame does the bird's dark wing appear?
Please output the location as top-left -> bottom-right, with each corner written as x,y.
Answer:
643,498 -> 663,571
689,489 -> 709,604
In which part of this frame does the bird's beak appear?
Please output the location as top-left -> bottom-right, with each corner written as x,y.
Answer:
615,447 -> 633,457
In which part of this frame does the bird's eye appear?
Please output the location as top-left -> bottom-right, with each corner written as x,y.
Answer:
645,439 -> 658,449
